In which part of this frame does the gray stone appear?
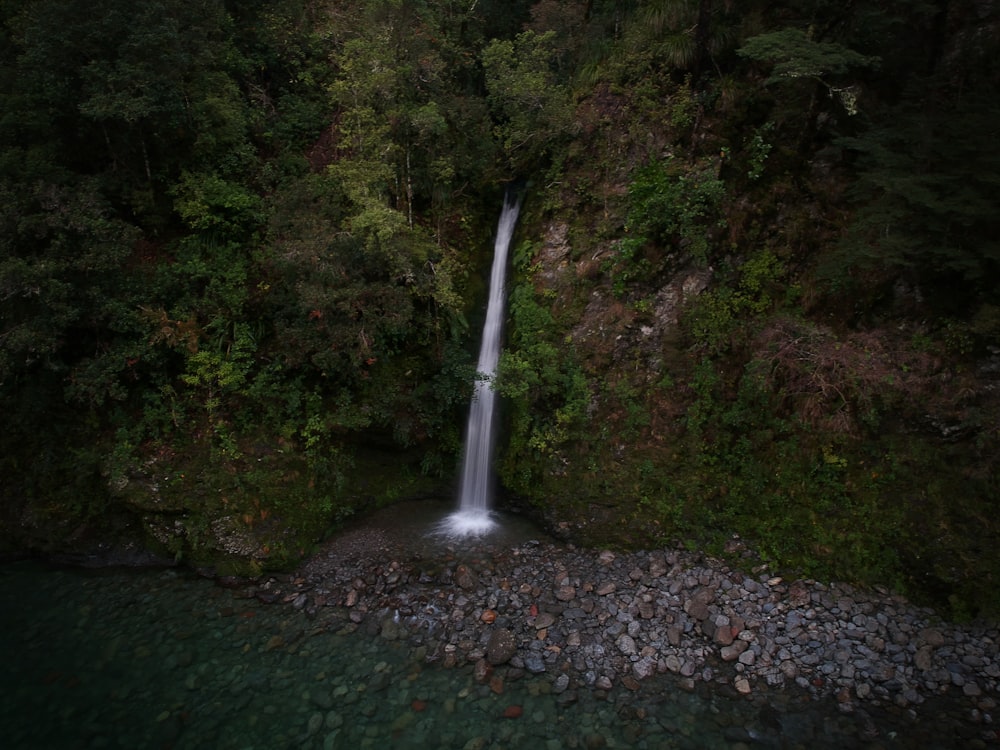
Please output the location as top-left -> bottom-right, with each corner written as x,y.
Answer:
486,628 -> 518,666
307,712 -> 324,736
325,712 -> 343,730
684,600 -> 709,620
555,585 -> 576,602
525,654 -> 546,674
963,681 -> 982,697
616,634 -> 637,656
720,641 -> 748,662
380,618 -> 401,641
554,673 -> 571,693
455,565 -> 477,591
707,614 -> 734,646
915,645 -> 934,671
684,588 -> 714,621
632,656 -> 657,680
310,690 -> 333,710
535,612 -> 557,629
666,626 -> 682,646
919,628 -> 946,647
276,514 -> 1000,720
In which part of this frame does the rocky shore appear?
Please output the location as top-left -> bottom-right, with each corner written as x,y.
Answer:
234,519 -> 997,743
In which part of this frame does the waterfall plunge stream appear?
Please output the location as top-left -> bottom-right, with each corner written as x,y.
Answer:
441,189 -> 521,537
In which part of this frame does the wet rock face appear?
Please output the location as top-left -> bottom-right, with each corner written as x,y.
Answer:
250,536 -> 999,721
651,268 -> 712,330
536,222 -> 572,289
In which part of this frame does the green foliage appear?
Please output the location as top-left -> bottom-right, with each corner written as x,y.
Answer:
0,178 -> 139,383
826,95 -> 1000,298
180,327 -> 253,410
668,75 -> 697,130
173,172 -> 262,237
327,1 -> 495,229
609,157 -> 726,293
684,250 -> 786,353
738,27 -> 880,87
0,0 -> 494,568
2,0 -> 253,218
495,283 -> 590,494
613,0 -> 744,77
744,122 -> 773,181
628,158 -> 726,256
482,30 -> 575,171
644,355 -> 912,587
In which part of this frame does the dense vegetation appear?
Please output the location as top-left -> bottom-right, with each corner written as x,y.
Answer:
2,1 -> 997,617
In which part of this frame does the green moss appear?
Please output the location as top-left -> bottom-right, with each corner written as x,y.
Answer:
100,419 -> 446,574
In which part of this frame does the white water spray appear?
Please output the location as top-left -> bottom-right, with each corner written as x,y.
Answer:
440,188 -> 521,537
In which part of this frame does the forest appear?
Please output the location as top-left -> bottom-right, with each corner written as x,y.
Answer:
1,0 -> 997,619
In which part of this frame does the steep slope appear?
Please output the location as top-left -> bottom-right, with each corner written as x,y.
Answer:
493,2 -> 1000,618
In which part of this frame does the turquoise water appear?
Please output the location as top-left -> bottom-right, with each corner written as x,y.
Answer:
0,561 -> 986,749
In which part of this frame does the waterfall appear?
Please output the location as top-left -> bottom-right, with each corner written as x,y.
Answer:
442,188 -> 521,536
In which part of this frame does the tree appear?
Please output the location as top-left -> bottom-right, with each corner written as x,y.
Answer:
0,178 -> 138,390
482,30 -> 575,172
826,91 -> 1000,306
633,0 -> 743,73
737,27 -> 879,116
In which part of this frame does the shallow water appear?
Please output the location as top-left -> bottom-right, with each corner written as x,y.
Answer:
351,499 -> 546,555
0,516 -> 992,749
